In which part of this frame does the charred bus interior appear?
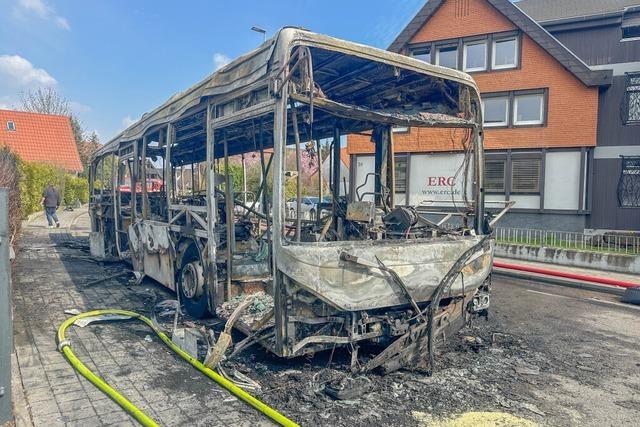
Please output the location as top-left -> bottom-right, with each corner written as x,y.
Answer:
90,29 -> 503,373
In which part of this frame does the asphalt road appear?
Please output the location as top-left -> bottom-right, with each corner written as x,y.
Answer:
484,275 -> 640,426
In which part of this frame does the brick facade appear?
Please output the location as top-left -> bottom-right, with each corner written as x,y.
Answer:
347,0 -> 599,155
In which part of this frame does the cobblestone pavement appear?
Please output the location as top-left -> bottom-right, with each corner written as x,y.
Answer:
13,209 -> 266,426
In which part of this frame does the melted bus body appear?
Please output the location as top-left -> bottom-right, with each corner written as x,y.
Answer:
89,28 -> 499,372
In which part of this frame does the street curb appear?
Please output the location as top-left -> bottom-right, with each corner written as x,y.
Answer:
69,209 -> 88,228
68,209 -> 89,237
493,268 -> 627,296
11,352 -> 34,427
25,211 -> 44,223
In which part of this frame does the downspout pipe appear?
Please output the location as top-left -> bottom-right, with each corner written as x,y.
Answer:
473,126 -> 485,235
493,261 -> 640,289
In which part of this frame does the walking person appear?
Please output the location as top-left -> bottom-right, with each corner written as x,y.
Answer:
42,182 -> 61,228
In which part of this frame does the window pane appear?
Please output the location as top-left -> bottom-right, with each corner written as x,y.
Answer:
395,155 -> 408,194
411,48 -> 430,62
511,158 -> 541,193
493,38 -> 517,68
485,160 -> 505,192
464,42 -> 486,71
483,97 -> 509,126
625,72 -> 640,123
628,92 -> 640,122
437,46 -> 458,69
618,157 -> 640,207
622,25 -> 640,40
514,93 -> 544,125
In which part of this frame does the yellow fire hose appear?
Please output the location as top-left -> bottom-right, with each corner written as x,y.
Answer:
56,309 -> 298,427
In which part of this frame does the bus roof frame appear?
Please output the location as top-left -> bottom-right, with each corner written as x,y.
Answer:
94,27 -> 481,159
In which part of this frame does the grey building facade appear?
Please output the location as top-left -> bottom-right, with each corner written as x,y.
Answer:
518,0 -> 640,232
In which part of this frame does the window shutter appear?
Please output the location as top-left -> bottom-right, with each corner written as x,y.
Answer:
511,158 -> 541,193
394,155 -> 408,193
485,160 -> 505,192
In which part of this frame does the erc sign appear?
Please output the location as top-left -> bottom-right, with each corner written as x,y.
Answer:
419,176 -> 461,197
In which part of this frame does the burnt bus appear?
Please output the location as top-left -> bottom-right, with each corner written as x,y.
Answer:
89,27 -> 506,373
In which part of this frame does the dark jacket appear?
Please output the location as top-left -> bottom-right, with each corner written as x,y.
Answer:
43,186 -> 61,208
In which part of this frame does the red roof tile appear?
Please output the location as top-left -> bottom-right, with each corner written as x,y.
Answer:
340,147 -> 350,168
0,109 -> 82,172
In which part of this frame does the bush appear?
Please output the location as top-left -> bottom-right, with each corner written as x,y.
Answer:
63,175 -> 89,206
0,147 -> 21,244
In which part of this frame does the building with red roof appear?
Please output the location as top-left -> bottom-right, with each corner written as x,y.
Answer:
0,109 -> 82,172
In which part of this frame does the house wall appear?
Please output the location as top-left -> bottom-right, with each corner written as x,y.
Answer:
589,158 -> 640,231
549,23 -> 640,148
546,22 -> 640,231
548,24 -> 640,66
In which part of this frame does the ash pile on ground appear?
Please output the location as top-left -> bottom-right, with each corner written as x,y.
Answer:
217,317 -> 604,426
215,291 -> 274,328
136,285 -> 621,427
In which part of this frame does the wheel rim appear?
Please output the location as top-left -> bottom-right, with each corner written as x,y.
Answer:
181,261 -> 204,299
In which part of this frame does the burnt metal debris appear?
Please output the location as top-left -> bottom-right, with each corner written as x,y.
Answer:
88,27 -> 512,373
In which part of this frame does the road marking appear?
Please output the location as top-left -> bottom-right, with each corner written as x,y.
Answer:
526,289 -> 571,299
586,297 -> 640,311
526,289 -> 640,312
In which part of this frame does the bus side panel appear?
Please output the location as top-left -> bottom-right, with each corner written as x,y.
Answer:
143,250 -> 175,290
129,221 -> 176,290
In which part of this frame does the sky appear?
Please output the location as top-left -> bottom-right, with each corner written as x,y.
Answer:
0,0 -> 426,142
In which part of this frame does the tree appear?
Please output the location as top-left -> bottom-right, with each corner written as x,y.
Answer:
19,87 -> 71,116
79,131 -> 100,177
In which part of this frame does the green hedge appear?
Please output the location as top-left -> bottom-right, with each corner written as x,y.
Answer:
64,175 -> 89,206
19,161 -> 65,217
18,160 -> 89,217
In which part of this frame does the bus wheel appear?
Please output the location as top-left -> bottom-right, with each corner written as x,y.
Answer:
178,250 -> 210,318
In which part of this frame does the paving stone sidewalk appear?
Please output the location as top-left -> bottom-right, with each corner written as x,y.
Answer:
12,209 -> 265,426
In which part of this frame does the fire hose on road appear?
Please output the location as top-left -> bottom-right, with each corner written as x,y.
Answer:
56,309 -> 298,427
493,261 -> 640,289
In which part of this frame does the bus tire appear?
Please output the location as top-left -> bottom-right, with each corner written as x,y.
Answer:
177,244 -> 210,318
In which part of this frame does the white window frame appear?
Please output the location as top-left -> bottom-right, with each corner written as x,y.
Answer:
492,36 -> 519,70
435,45 -> 458,69
392,126 -> 409,133
410,47 -> 431,63
513,93 -> 545,126
621,11 -> 640,42
463,40 -> 487,72
6,121 -> 16,131
482,96 -> 509,127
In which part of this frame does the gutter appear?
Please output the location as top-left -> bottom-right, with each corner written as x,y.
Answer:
537,10 -> 624,28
